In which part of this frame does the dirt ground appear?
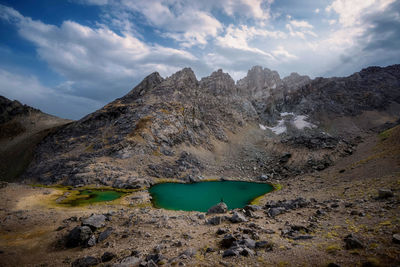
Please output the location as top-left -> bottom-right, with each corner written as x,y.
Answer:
0,129 -> 399,267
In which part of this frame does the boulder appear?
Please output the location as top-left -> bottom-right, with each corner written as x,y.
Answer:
82,214 -> 107,230
230,212 -> 247,223
66,226 -> 93,248
207,202 -> 228,214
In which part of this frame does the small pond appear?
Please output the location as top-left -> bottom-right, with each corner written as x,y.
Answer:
60,190 -> 125,206
149,181 -> 274,212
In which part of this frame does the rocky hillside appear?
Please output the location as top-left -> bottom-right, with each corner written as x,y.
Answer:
0,96 -> 71,181
21,64 -> 400,187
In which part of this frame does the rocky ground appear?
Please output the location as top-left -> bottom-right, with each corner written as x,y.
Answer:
0,126 -> 399,267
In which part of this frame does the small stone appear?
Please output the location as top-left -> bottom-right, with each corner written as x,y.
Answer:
216,228 -> 228,235
240,247 -> 255,257
267,207 -> 285,217
207,216 -> 223,225
222,248 -> 241,257
145,253 -> 164,264
255,241 -> 272,250
180,248 -> 197,258
244,205 -> 261,211
393,234 -> 400,244
119,256 -> 141,266
378,189 -> 394,199
344,234 -> 364,249
101,252 -> 116,262
71,256 -> 99,267
86,235 -> 96,247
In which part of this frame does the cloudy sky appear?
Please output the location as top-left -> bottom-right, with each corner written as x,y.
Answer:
0,0 -> 399,119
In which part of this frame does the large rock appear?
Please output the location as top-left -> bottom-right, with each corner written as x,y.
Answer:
230,212 -> 247,223
66,226 -> 93,248
207,202 -> 228,214
82,214 -> 107,230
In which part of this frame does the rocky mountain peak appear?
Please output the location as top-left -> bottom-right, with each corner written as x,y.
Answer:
282,72 -> 311,92
200,69 -> 235,96
121,72 -> 164,103
237,65 -> 283,99
168,67 -> 198,87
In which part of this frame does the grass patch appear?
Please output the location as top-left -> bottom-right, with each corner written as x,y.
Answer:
379,125 -> 399,140
325,244 -> 341,254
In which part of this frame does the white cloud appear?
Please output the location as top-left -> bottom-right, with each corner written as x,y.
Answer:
326,0 -> 395,27
272,46 -> 297,60
315,8 -> 320,13
216,24 -> 286,56
118,0 -> 223,47
290,19 -> 314,29
220,0 -> 272,21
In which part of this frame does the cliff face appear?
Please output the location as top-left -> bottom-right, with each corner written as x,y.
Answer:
19,64 -> 400,187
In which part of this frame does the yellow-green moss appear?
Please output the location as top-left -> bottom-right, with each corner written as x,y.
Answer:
325,244 -> 341,254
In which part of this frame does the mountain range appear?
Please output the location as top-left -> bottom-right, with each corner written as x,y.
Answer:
1,64 -> 399,186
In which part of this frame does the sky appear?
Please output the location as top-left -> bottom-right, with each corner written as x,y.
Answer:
0,0 -> 399,119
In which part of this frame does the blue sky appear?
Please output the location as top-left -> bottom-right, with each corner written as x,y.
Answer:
0,0 -> 399,119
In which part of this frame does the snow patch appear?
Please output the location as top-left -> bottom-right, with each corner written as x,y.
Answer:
259,112 -> 316,135
293,115 -> 316,130
266,119 -> 287,134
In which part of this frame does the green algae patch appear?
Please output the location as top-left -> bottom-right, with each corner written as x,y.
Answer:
149,180 -> 274,212
31,184 -> 133,207
57,189 -> 125,206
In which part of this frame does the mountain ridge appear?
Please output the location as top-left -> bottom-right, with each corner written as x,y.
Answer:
10,63 -> 397,188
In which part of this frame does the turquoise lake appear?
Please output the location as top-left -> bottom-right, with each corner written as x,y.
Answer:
148,181 -> 274,212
